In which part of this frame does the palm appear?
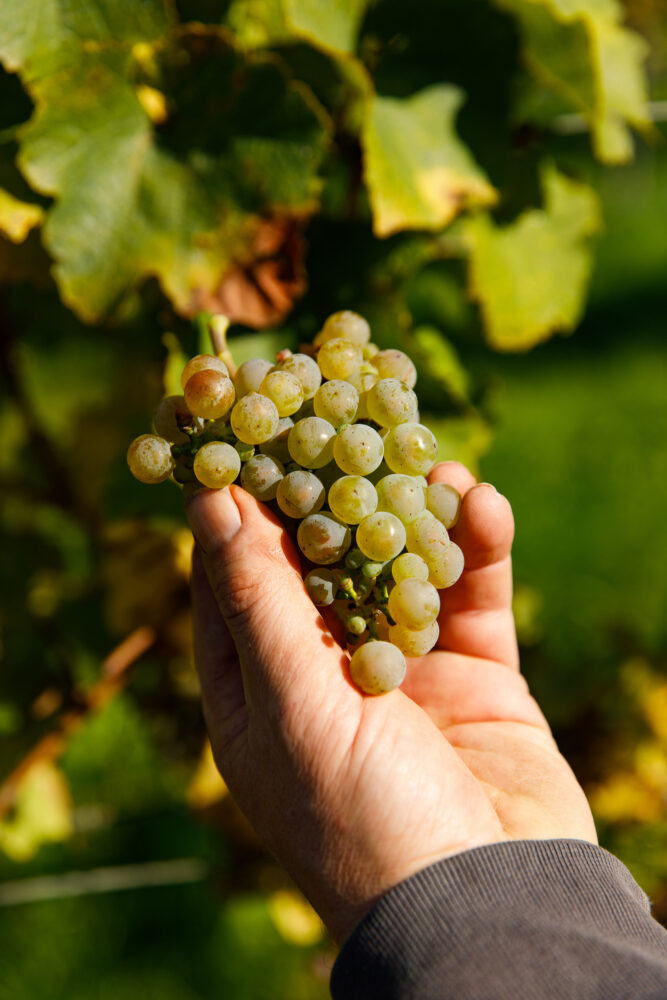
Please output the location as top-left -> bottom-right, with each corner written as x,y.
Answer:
190,461 -> 596,940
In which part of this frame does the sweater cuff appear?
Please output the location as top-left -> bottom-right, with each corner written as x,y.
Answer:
330,839 -> 667,1000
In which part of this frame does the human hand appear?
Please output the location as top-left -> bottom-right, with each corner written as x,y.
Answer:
187,462 -> 597,943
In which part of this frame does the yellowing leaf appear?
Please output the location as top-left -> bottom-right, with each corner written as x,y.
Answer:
362,86 -> 497,238
500,0 -> 651,163
284,0 -> 370,55
589,771 -> 662,824
465,165 -> 601,351
0,188 -> 44,242
268,888 -> 326,945
0,762 -> 73,862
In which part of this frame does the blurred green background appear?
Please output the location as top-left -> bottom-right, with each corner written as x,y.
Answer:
0,1 -> 665,997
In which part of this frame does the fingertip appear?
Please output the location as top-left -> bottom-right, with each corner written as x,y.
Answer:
428,461 -> 477,495
186,486 -> 242,553
452,483 -> 514,569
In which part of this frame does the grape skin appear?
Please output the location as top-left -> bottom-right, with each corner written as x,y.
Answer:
240,454 -> 284,501
316,311 -> 371,347
391,552 -> 430,583
297,512 -> 351,565
181,354 -> 229,389
317,338 -> 363,380
405,511 -> 450,559
233,358 -> 274,397
231,393 -> 280,445
333,424 -> 384,476
154,395 -> 192,444
349,641 -> 406,695
184,370 -> 236,420
328,476 -> 378,524
313,379 -> 359,428
367,379 -> 419,428
356,512 -> 406,563
425,483 -> 461,529
278,353 -> 322,399
288,417 -> 336,469
387,578 -> 440,631
389,620 -> 439,657
304,568 -> 339,606
259,370 -> 304,417
127,434 -> 175,484
259,416 -> 294,464
373,349 -> 417,388
375,473 -> 426,524
426,541 -> 465,589
383,422 -> 437,476
193,442 -> 241,489
276,470 -> 326,519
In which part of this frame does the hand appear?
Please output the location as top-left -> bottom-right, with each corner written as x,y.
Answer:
187,462 -> 597,943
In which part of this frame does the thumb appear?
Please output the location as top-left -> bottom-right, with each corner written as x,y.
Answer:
186,485 -> 348,706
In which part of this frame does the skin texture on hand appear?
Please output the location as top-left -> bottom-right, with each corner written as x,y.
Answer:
187,461 -> 597,944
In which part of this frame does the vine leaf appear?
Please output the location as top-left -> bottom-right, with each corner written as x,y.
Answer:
283,0 -> 370,55
499,0 -> 651,163
362,85 -> 497,238
0,188 -> 44,242
465,165 -> 601,350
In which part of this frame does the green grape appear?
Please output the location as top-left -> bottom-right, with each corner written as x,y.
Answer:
361,560 -> 385,580
297,512 -> 351,565
328,476 -> 378,524
356,511 -> 406,562
375,474 -> 426,524
193,441 -> 241,489
278,353 -> 322,399
235,441 -> 255,462
240,454 -> 284,501
347,615 -> 367,636
383,423 -> 437,476
153,395 -> 192,444
181,354 -> 229,389
349,641 -> 406,695
405,511 -> 450,561
367,379 -> 419,428
427,541 -> 464,589
345,548 -> 366,570
347,363 -> 379,395
231,393 -> 280,445
316,311 -> 371,347
388,578 -> 440,630
333,424 -> 384,476
317,338 -> 363,380
392,552 -> 430,583
304,568 -> 339,606
288,417 -> 336,469
363,343 -> 380,360
313,379 -> 359,427
233,358 -> 274,397
425,483 -> 462,529
184,370 -> 235,420
389,620 -> 439,657
276,470 -> 325,518
127,434 -> 175,484
259,416 -> 294,464
373,349 -> 417,388
259,369 -> 304,417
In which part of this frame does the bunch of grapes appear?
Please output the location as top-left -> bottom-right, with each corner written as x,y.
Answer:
127,312 -> 464,695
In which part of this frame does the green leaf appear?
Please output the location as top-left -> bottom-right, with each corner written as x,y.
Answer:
227,0 -> 294,49
283,0 -> 370,55
499,0 -> 651,163
0,762 -> 73,862
0,187 -> 43,242
464,165 -> 601,350
361,85 -> 497,238
11,33 -> 329,321
407,324 -> 470,402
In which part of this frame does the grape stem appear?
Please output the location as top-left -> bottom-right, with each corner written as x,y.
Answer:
208,315 -> 237,378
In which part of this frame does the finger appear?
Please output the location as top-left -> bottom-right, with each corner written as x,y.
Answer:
191,545 -> 247,753
186,486 -> 351,711
437,484 -> 519,669
427,460 -> 477,495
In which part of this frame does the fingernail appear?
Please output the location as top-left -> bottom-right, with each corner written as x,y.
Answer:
477,482 -> 499,493
186,487 -> 242,554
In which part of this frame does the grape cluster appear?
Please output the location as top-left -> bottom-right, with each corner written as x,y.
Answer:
127,311 -> 464,695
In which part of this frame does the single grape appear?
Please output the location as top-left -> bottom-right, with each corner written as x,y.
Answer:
347,615 -> 367,636
389,620 -> 439,657
328,476 -> 378,524
278,353 -> 322,399
345,548 -> 366,570
313,379 -> 359,428
276,470 -> 325,519
231,393 -> 280,445
181,354 -> 229,390
193,441 -> 241,489
388,578 -> 440,630
233,358 -> 274,397
367,379 -> 419,428
356,511 -> 406,562
240,453 -> 284,501
297,512 -> 351,565
288,417 -> 336,469
426,541 -> 465,589
259,416 -> 294,465
317,338 -> 363,380
333,424 -> 384,476
373,349 -> 417,388
184,370 -> 235,420
392,552 -> 430,583
363,343 -> 380,360
259,370 -> 304,417
375,473 -> 426,524
347,363 -> 379,396
153,395 -> 192,444
425,483 -> 462,529
405,511 -> 450,561
316,311 -> 371,347
304,568 -> 339,606
383,422 -> 437,476
127,434 -> 175,484
349,641 -> 406,695
361,560 -> 385,580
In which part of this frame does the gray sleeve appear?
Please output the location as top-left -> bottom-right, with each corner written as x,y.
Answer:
330,839 -> 667,999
